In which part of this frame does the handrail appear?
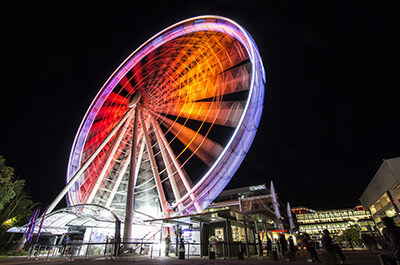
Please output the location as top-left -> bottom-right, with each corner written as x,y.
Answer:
25,240 -> 264,261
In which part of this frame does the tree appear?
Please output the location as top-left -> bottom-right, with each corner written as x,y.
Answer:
337,225 -> 361,245
0,156 -> 39,248
0,156 -> 24,213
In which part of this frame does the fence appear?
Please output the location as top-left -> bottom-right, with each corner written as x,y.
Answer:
25,241 -> 263,261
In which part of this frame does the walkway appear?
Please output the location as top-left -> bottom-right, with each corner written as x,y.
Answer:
0,250 -> 382,265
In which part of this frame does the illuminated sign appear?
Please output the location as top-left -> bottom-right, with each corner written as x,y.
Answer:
249,184 -> 266,191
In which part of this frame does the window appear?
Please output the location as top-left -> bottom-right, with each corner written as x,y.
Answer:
231,225 -> 245,242
385,207 -> 396,218
215,227 -> 224,241
370,205 -> 377,215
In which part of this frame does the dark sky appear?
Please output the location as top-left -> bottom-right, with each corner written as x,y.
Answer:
2,1 -> 398,211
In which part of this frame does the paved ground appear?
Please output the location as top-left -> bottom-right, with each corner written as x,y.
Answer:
0,250 -> 382,265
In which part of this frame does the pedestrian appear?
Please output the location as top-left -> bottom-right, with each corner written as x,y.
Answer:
179,236 -> 185,259
266,236 -> 272,256
279,233 -> 288,256
257,234 -> 263,257
274,238 -> 281,253
321,229 -> 346,264
303,233 -> 322,263
164,235 -> 171,256
381,216 -> 400,265
61,235 -> 70,256
208,234 -> 217,253
288,236 -> 296,252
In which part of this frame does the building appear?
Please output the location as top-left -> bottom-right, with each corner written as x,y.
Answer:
292,206 -> 374,237
145,182 -> 295,257
360,157 -> 400,231
8,182 -> 294,258
206,182 -> 293,239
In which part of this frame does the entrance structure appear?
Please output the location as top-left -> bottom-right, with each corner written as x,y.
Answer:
46,16 -> 265,244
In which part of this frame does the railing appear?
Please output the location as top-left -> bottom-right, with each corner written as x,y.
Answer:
25,240 -> 265,261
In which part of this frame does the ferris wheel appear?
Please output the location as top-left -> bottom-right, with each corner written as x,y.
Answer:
48,16 -> 265,232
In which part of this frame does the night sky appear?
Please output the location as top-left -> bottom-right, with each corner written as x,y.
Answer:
2,1 -> 398,211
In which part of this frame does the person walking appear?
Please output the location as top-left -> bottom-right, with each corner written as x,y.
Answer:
275,238 -> 281,254
381,216 -> 400,265
266,236 -> 272,256
321,229 -> 346,264
279,233 -> 288,256
164,235 -> 171,256
208,234 -> 217,258
178,236 -> 185,259
303,233 -> 321,263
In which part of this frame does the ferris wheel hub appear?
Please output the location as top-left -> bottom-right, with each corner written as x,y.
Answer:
129,92 -> 142,108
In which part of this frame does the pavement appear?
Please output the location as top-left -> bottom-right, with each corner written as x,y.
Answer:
0,250 -> 382,265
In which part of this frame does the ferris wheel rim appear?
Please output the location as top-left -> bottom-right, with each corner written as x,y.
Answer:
66,15 -> 265,215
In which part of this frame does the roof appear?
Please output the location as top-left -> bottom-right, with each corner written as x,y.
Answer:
360,157 -> 400,208
7,204 -> 119,235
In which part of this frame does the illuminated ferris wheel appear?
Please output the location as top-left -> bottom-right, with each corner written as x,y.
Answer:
48,16 -> 265,238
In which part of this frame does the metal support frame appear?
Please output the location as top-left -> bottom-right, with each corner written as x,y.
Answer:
47,108 -> 134,214
243,219 -> 250,258
151,116 -> 201,213
123,107 -> 140,244
87,114 -> 134,203
151,118 -> 183,211
139,109 -> 169,216
105,153 -> 131,208
105,139 -> 145,208
225,218 -> 232,258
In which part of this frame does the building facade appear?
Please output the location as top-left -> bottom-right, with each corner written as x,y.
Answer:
147,182 -> 294,257
293,206 -> 374,237
360,157 -> 400,231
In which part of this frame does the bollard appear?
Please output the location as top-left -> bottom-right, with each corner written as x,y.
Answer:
85,243 -> 90,259
52,245 -> 56,258
110,243 -> 115,260
27,245 -> 33,259
238,243 -> 244,260
179,244 -> 185,259
69,246 -> 74,261
34,245 -> 40,260
104,240 -> 108,258
46,246 -> 51,261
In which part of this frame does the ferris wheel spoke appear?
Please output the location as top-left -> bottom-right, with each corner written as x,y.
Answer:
49,108 -> 134,213
163,46 -> 247,100
150,117 -> 202,213
153,100 -> 245,127
151,67 -> 250,108
106,137 -> 145,208
105,153 -> 130,208
172,169 -> 224,216
161,116 -> 223,167
85,113 -> 134,203
144,41 -> 250,108
106,91 -> 130,105
139,108 -> 170,216
145,39 -> 235,106
151,118 -> 183,211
